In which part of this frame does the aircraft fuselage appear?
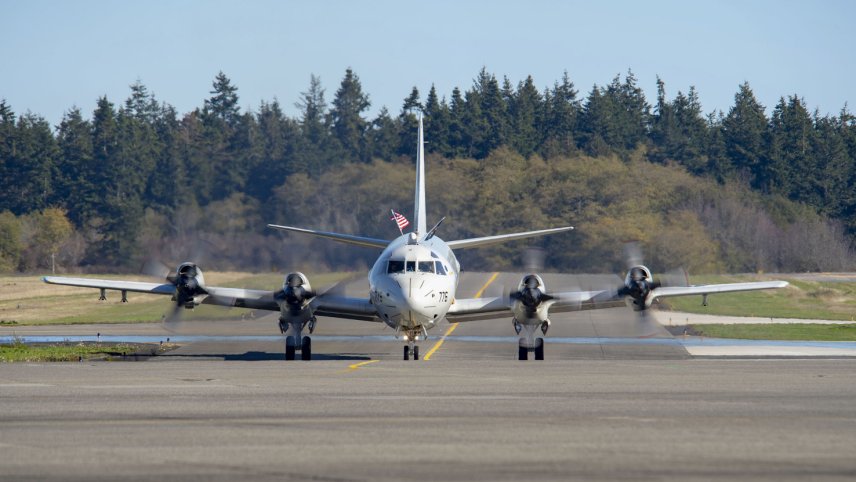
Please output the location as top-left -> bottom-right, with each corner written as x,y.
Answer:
368,233 -> 459,337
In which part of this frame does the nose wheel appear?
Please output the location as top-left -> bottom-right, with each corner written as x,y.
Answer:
403,343 -> 420,360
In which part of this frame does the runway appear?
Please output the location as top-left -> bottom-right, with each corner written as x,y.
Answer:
3,272 -> 856,480
3,359 -> 856,481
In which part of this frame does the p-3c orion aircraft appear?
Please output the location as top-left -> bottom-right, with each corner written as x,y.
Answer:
43,115 -> 788,361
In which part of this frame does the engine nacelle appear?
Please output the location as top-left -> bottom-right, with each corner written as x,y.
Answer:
171,262 -> 208,308
277,272 -> 317,332
619,265 -> 659,311
510,274 -> 553,324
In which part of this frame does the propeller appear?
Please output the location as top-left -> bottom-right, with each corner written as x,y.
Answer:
616,242 -> 688,337
141,260 -> 209,330
509,274 -> 554,310
275,273 -> 316,313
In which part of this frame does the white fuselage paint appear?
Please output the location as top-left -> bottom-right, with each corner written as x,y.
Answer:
368,233 -> 459,335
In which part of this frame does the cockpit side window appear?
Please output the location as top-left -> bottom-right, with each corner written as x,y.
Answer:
406,261 -> 416,272
418,261 -> 435,273
387,260 -> 405,273
435,261 -> 446,275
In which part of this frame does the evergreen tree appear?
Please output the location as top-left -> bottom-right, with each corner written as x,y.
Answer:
250,100 -> 299,201
423,85 -> 450,155
447,87 -> 467,157
541,71 -> 579,157
472,68 -> 508,157
0,101 -> 17,212
295,74 -> 334,175
55,107 -> 95,224
812,112 -> 850,217
330,68 -> 371,163
649,76 -> 676,163
369,107 -> 399,161
2,113 -> 57,213
146,103 -> 186,215
722,82 -> 767,188
705,111 -> 733,182
204,71 -> 240,125
577,84 -> 614,156
509,75 -> 542,157
764,95 -> 814,197
397,86 -> 422,157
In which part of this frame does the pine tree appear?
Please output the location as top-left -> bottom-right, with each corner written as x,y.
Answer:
423,85 -> 450,155
204,71 -> 240,125
294,75 -> 335,174
509,75 -> 542,157
369,107 -> 399,161
55,107 -> 95,224
472,68 -> 509,157
541,71 -> 579,157
397,86 -> 422,157
330,68 -> 371,163
723,82 -> 767,188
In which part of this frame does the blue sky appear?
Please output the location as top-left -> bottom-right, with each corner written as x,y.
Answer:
2,0 -> 853,127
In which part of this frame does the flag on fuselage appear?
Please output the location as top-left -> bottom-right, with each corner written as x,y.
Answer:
390,210 -> 410,230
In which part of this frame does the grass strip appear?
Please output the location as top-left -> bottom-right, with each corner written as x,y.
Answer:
691,323 -> 856,341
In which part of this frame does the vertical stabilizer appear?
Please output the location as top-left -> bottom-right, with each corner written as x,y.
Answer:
414,113 -> 427,236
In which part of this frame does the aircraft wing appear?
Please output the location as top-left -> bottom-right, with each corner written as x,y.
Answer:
43,276 -> 176,295
267,224 -> 389,249
445,296 -> 511,322
650,281 -> 789,302
446,226 -> 573,249
311,295 -> 379,322
445,289 -> 616,322
43,276 -> 282,311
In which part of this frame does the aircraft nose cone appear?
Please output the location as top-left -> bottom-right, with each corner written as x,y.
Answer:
392,276 -> 438,325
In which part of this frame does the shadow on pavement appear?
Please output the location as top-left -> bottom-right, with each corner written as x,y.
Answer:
159,351 -> 372,361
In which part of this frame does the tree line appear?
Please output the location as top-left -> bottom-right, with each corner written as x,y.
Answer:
0,68 -> 854,274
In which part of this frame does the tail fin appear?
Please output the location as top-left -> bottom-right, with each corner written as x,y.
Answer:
414,114 -> 427,236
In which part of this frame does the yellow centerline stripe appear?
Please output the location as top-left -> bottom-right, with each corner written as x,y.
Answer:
424,272 -> 499,360
347,360 -> 379,370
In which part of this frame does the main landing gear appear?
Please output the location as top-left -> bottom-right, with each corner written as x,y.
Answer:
518,338 -> 545,360
285,335 -> 312,361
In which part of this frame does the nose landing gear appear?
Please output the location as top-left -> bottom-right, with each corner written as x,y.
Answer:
401,329 -> 423,360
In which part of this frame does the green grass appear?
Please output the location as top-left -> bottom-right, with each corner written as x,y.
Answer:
0,338 -> 147,362
661,274 -> 856,321
691,323 -> 856,341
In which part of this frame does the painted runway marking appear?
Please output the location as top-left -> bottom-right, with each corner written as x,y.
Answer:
347,360 -> 379,371
424,272 -> 499,360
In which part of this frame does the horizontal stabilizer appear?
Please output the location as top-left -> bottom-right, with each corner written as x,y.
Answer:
447,226 -> 574,250
267,224 -> 389,249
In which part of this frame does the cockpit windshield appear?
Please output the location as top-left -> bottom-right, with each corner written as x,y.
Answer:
388,259 -> 443,274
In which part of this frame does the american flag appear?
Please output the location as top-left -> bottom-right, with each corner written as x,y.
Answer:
390,210 -> 410,230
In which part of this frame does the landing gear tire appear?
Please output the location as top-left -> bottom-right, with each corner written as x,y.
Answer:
285,336 -> 296,361
534,340 -> 545,360
518,345 -> 528,361
413,345 -> 419,360
301,336 -> 312,361
403,345 -> 410,361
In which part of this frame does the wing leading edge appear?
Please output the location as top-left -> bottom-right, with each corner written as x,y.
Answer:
42,276 -> 378,319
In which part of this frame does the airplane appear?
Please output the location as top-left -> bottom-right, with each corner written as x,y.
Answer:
43,115 -> 789,361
